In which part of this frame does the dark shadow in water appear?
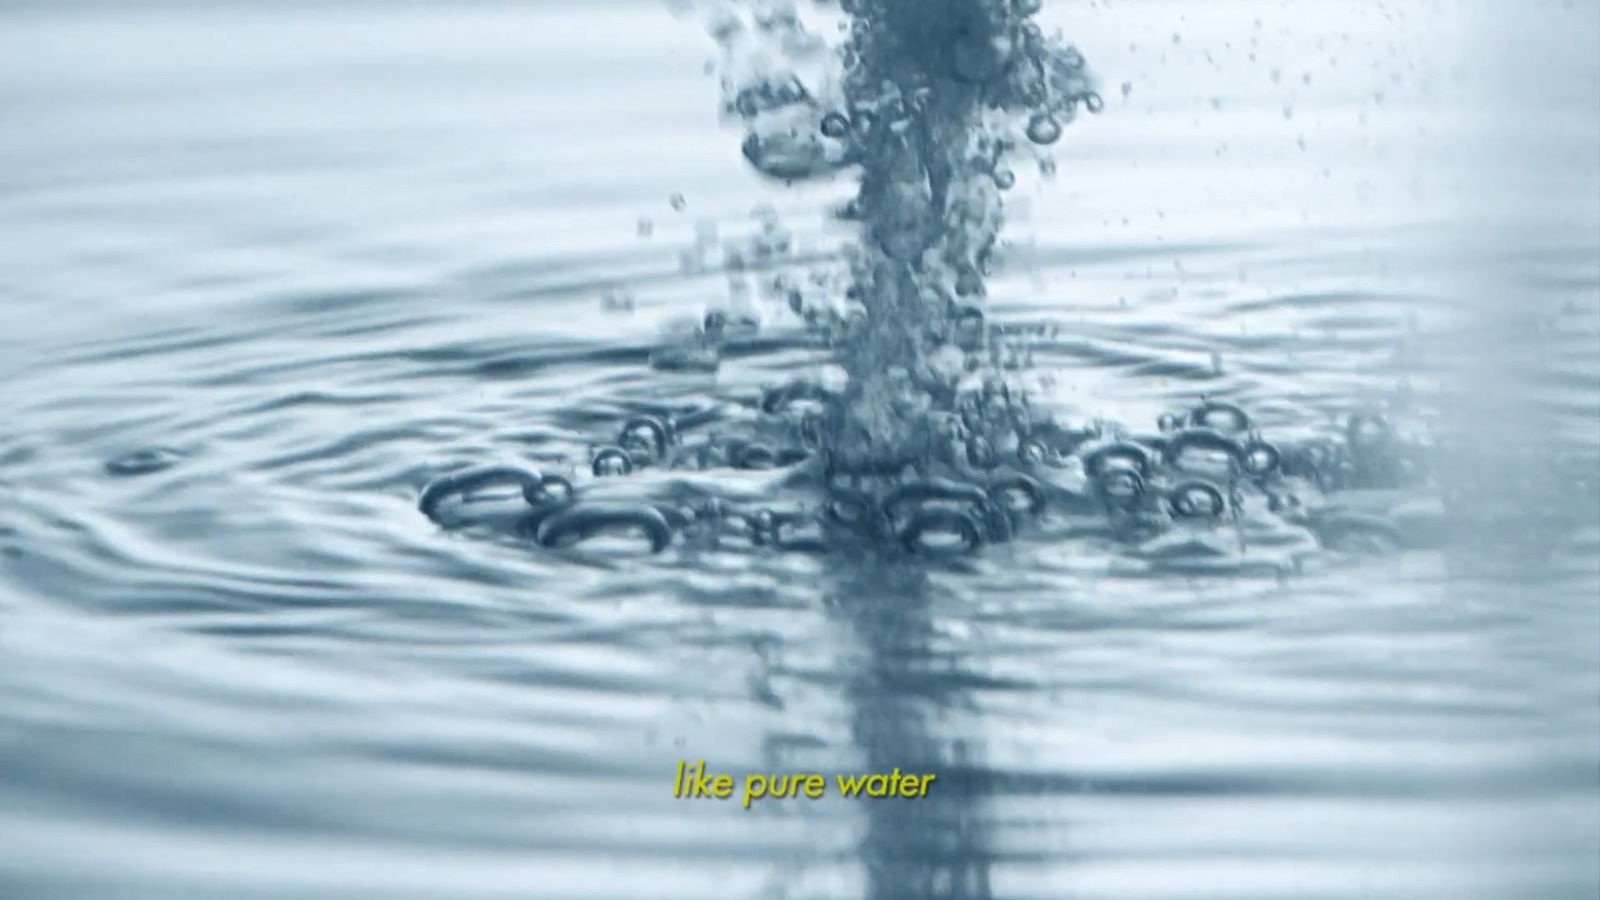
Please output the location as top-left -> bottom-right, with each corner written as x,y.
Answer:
825,559 -> 1000,899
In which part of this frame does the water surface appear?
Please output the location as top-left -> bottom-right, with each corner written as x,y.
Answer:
0,1 -> 1597,898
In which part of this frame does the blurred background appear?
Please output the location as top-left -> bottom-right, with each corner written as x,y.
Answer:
0,1 -> 1595,898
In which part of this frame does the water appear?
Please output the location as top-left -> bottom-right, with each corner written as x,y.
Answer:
1,1 -> 1598,898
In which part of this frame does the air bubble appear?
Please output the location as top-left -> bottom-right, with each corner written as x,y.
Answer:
526,475 -> 575,508
1191,402 -> 1251,434
820,113 -> 850,138
993,169 -> 1016,190
619,416 -> 673,464
1242,441 -> 1281,477
1169,481 -> 1226,520
741,112 -> 854,182
1098,469 -> 1145,507
1083,93 -> 1105,114
592,447 -> 634,477
952,30 -> 1017,84
1025,114 -> 1062,145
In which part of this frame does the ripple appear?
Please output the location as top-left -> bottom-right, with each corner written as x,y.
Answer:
0,1 -> 1594,897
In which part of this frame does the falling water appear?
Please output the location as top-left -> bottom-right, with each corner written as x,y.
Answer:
713,0 -> 1100,475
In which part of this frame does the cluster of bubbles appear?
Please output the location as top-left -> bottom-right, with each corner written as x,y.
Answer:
417,390 -> 1430,560
416,0 -> 1436,562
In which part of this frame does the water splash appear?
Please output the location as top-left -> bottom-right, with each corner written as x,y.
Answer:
413,0 -> 1436,566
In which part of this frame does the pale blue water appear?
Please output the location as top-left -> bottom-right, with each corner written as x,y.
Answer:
0,1 -> 1597,898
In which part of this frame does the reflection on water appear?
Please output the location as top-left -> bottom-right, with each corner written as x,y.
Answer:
0,0 -> 1596,898
835,564 -> 995,899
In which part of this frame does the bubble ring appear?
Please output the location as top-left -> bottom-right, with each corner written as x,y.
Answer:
523,473 -> 576,509
618,415 -> 674,462
535,503 -> 675,554
1162,428 -> 1247,470
1167,480 -> 1228,520
1189,401 -> 1252,434
898,507 -> 985,555
1095,468 -> 1146,509
1081,441 -> 1156,480
1240,440 -> 1281,478
418,465 -> 543,524
591,446 -> 634,477
882,480 -> 994,523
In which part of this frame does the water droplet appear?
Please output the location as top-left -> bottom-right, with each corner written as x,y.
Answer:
1025,114 -> 1062,145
